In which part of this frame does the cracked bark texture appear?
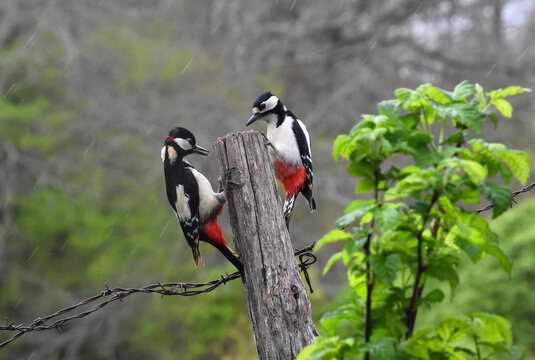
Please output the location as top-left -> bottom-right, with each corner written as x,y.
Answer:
214,130 -> 317,360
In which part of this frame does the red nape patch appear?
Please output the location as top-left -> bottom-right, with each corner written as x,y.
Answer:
273,158 -> 306,196
203,220 -> 227,247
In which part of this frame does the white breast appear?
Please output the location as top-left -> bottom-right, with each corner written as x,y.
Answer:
267,117 -> 302,166
189,168 -> 221,220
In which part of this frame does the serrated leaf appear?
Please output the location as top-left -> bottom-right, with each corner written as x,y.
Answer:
357,338 -> 397,359
316,229 -> 353,251
378,100 -> 402,119
369,253 -> 401,285
375,206 -> 401,232
488,86 -> 531,99
501,150 -> 530,185
471,313 -> 513,344
435,102 -> 482,133
478,183 -> 512,218
427,86 -> 453,104
491,98 -> 513,118
336,203 -> 375,229
460,159 -> 488,184
453,80 -> 475,100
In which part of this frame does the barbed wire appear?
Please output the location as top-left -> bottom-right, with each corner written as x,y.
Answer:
0,243 -> 316,350
476,181 -> 535,214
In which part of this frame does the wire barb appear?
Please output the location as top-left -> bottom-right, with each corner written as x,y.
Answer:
476,181 -> 535,214
0,243 -> 316,350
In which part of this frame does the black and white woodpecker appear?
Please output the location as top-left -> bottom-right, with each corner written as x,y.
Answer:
246,91 -> 316,228
161,127 -> 243,273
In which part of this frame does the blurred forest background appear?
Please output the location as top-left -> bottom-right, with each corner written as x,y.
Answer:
1,0 -> 534,359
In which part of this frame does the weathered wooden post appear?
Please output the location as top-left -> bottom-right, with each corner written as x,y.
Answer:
214,130 -> 317,360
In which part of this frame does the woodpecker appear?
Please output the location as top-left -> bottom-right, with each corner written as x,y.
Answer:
162,127 -> 243,273
246,91 -> 316,228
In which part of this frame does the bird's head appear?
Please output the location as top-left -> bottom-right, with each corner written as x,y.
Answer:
246,91 -> 281,126
162,127 -> 209,163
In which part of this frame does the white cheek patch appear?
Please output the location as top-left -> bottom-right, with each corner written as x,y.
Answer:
167,146 -> 178,163
174,138 -> 192,150
264,95 -> 279,111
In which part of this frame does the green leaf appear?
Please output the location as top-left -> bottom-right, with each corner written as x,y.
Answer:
333,135 -> 352,161
378,100 -> 402,119
346,159 -> 374,178
316,229 -> 353,251
471,312 -> 513,344
427,86 -> 453,104
478,183 -> 512,218
453,80 -> 475,100
355,178 -> 375,194
357,338 -> 397,359
375,206 -> 401,232
488,86 -> 531,99
425,289 -> 445,303
491,98 -> 513,118
459,159 -> 488,184
501,150 -> 530,185
442,130 -> 465,145
369,253 -> 401,285
319,305 -> 359,336
475,83 -> 486,108
479,242 -> 512,274
336,203 -> 375,229
426,255 -> 459,292
323,252 -> 343,275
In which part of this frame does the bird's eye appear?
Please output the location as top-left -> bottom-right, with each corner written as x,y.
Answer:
259,103 -> 266,111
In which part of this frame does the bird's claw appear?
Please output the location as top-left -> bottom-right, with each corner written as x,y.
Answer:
225,167 -> 244,188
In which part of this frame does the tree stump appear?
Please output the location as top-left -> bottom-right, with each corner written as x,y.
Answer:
214,130 -> 317,360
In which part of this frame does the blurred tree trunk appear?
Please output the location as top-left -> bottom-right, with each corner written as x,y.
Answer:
214,131 -> 317,360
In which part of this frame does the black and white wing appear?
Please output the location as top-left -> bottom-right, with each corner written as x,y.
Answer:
291,116 -> 316,211
165,167 -> 202,265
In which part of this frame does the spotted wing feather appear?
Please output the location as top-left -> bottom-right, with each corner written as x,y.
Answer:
164,164 -> 202,265
290,115 -> 316,212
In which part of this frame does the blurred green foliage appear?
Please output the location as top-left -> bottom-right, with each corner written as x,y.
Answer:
1,27 -> 257,360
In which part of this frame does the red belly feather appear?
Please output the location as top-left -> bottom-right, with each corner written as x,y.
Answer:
273,158 -> 306,196
203,219 -> 226,247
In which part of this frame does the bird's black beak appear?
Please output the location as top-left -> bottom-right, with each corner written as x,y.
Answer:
246,109 -> 262,126
192,144 -> 209,156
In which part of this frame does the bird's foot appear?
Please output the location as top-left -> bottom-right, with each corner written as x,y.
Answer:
225,167 -> 244,188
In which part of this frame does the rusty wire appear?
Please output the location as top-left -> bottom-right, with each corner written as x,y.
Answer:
0,243 -> 316,350
476,181 -> 535,214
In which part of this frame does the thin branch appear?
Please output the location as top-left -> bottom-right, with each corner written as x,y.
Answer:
405,191 -> 439,339
364,168 -> 380,360
0,244 -> 316,350
476,181 -> 535,214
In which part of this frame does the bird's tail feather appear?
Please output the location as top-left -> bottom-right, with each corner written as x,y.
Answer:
214,242 -> 244,276
192,246 -> 204,268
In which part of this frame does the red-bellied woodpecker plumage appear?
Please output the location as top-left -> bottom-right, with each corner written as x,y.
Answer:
246,92 -> 316,228
162,127 -> 242,273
